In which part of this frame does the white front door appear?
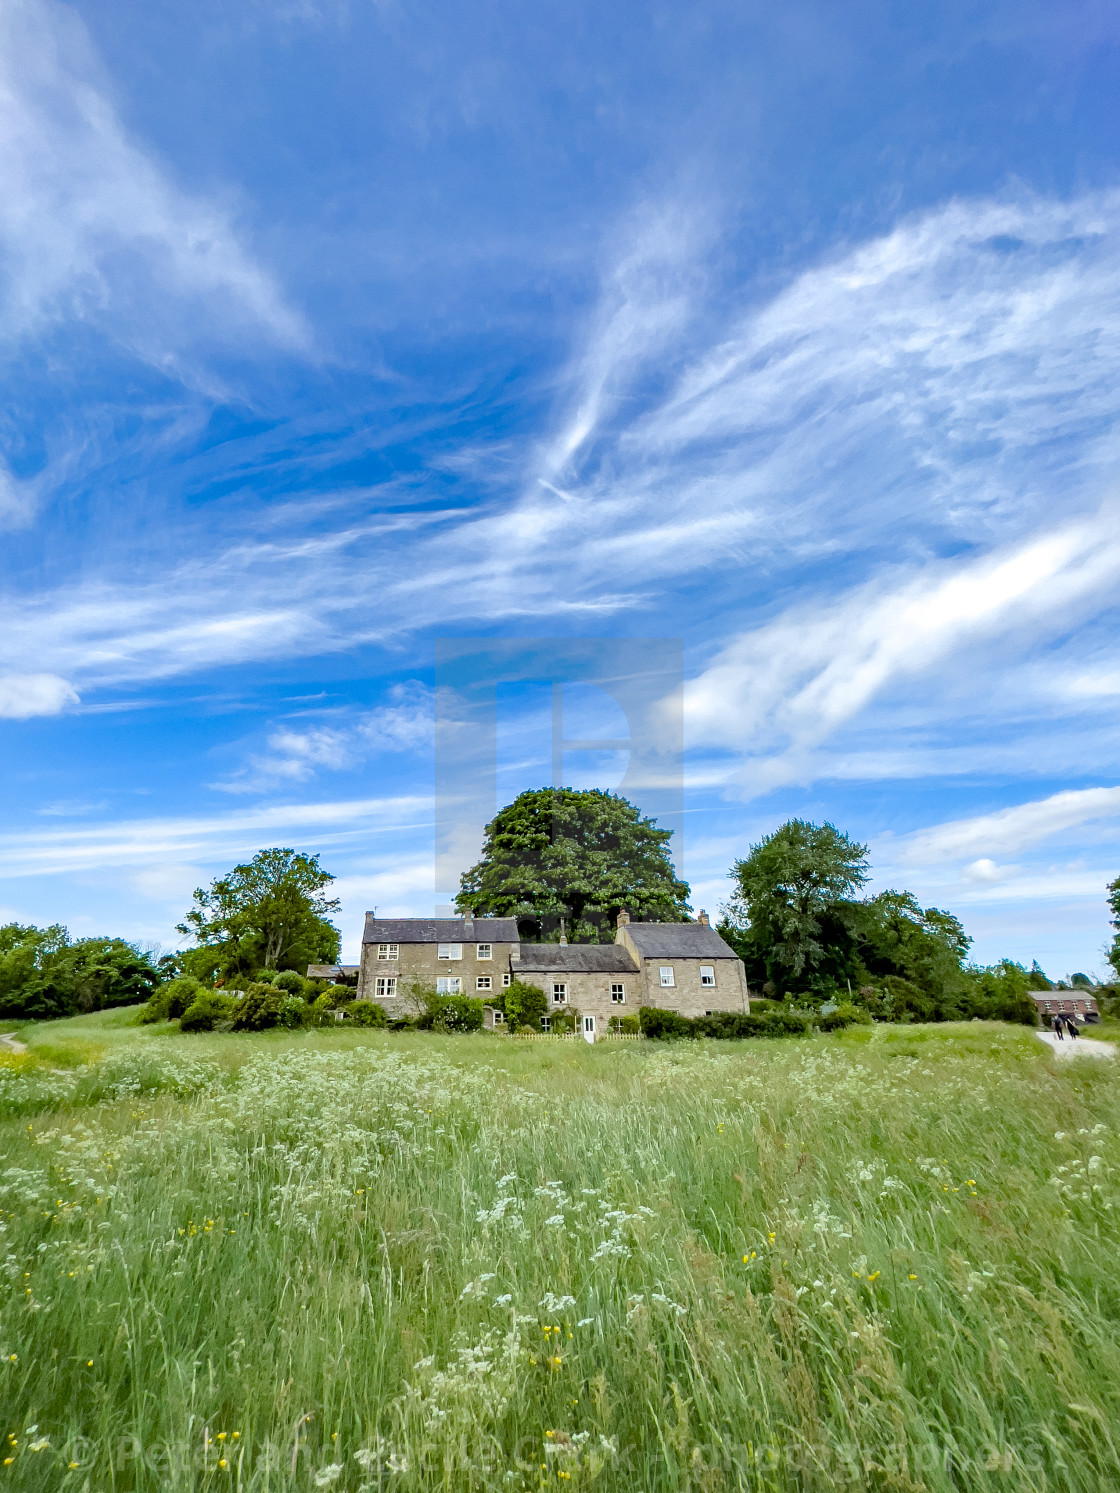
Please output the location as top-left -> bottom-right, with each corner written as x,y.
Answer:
582,1015 -> 595,1043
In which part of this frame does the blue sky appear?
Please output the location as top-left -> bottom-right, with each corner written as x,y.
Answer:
2,0 -> 1120,978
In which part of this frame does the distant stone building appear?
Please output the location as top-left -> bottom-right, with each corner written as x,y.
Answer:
307,964 -> 359,985
353,908 -> 749,1035
1032,990 -> 1100,1024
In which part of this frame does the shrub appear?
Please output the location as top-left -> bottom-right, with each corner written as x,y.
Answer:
642,1007 -> 810,1040
272,970 -> 313,998
609,1014 -> 642,1035
819,1002 -> 872,1032
504,980 -> 547,1033
179,991 -> 237,1033
432,995 -> 484,1033
309,992 -> 341,1026
549,1005 -> 579,1035
231,985 -> 308,1032
640,1007 -> 692,1039
346,1000 -> 388,1029
141,976 -> 206,1024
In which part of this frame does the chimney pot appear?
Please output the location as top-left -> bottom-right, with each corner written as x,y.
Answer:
698,909 -> 709,926
616,910 -> 630,926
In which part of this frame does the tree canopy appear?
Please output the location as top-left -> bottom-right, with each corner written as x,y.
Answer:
455,788 -> 691,941
723,820 -> 870,985
177,848 -> 340,981
1109,874 -> 1120,980
0,924 -> 161,1020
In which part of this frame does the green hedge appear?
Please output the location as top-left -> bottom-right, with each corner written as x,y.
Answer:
640,1007 -> 810,1040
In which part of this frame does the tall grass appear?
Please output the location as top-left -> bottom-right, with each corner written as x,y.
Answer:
1,1018 -> 1119,1490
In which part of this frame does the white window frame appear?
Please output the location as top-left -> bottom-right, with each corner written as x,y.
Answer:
476,943 -> 492,960
540,1015 -> 552,1032
436,943 -> 462,960
552,982 -> 568,1005
377,943 -> 399,961
502,972 -> 511,988
375,976 -> 397,998
476,975 -> 492,991
659,966 -> 675,988
436,976 -> 462,995
491,1008 -> 504,1024
610,983 -> 625,1004
700,965 -> 715,987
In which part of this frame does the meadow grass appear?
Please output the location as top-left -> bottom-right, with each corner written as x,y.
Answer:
1,1016 -> 1119,1490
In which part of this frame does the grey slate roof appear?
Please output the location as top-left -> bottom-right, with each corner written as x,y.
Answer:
513,944 -> 639,974
624,922 -> 741,959
307,964 -> 358,978
362,915 -> 521,945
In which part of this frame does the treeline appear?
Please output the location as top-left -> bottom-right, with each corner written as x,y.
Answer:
0,924 -> 167,1020
715,819 -> 1114,1023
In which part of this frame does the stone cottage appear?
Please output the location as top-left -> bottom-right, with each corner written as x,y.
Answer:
354,908 -> 749,1035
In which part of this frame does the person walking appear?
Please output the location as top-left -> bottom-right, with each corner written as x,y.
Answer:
1065,1013 -> 1079,1040
1051,1012 -> 1065,1040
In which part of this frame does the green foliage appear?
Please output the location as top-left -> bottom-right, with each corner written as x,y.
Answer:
503,979 -> 548,1032
722,820 -> 870,988
456,788 -> 692,941
272,969 -> 312,997
610,1014 -> 642,1034
640,1006 -> 810,1040
549,1005 -> 579,1034
140,976 -> 206,1024
431,995 -> 484,1033
965,961 -> 1039,1026
345,1000 -> 388,1029
230,985 -> 308,1032
0,923 -> 160,1020
1028,960 -> 1054,990
176,847 -> 341,982
1109,874 -> 1120,980
819,1002 -> 873,1032
179,991 -> 237,1033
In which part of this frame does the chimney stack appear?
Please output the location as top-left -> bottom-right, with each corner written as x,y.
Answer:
616,910 -> 630,927
559,916 -> 568,946
698,909 -> 709,926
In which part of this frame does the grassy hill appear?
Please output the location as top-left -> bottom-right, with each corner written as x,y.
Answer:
1,1014 -> 1118,1490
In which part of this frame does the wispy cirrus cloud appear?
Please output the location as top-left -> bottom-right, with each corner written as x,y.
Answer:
0,794 -> 430,879
683,503 -> 1120,786
214,683 -> 434,793
6,183 -> 1120,739
888,786 -> 1120,867
0,0 -> 305,359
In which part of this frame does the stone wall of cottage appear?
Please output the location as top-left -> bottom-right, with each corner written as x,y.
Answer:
358,939 -> 519,1004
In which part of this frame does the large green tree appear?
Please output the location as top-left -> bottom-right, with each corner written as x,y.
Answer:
1109,874 -> 1120,981
0,924 -> 160,1020
177,848 -> 340,981
456,788 -> 691,941
722,820 -> 870,989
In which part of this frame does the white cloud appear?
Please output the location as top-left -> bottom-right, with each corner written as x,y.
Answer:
0,0 -> 304,357
0,794 -> 430,878
887,786 -> 1120,866
215,683 -> 434,792
0,671 -> 79,718
683,505 -> 1120,780
6,184 -> 1120,725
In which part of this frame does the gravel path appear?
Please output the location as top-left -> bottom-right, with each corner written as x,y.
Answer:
1036,1030 -> 1116,1059
0,1032 -> 27,1054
